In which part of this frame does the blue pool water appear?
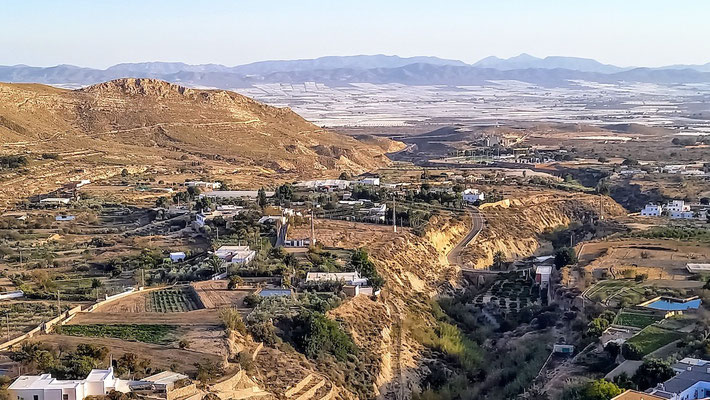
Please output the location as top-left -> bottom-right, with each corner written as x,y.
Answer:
645,298 -> 702,311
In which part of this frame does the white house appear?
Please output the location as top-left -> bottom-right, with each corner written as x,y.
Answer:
169,252 -> 186,262
646,364 -> 710,399
535,265 -> 552,288
295,180 -> 351,191
200,191 -> 274,200
141,371 -> 189,393
672,358 -> 710,374
216,205 -> 243,212
214,245 -> 255,265
687,264 -> 710,274
666,200 -> 690,213
306,272 -> 368,286
360,177 -> 380,186
39,198 -> 71,206
185,181 -> 221,190
284,238 -> 313,247
462,189 -> 485,203
55,215 -> 76,222
9,368 -> 128,400
195,213 -> 209,228
641,204 -> 663,217
0,290 -> 24,300
363,203 -> 387,223
670,210 -> 695,220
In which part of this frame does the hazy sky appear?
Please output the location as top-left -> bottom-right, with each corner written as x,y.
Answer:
2,0 -> 709,68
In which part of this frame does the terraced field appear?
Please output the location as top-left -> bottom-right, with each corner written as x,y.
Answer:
146,287 -> 201,313
625,325 -> 684,356
613,310 -> 662,329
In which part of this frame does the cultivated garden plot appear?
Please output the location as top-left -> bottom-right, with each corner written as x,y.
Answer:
613,310 -> 662,329
57,324 -> 175,345
473,276 -> 542,314
624,324 -> 685,356
0,302 -> 72,338
146,287 -> 201,313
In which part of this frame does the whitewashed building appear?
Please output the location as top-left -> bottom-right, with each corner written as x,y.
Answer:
39,198 -> 71,206
185,181 -> 221,190
9,368 -> 128,400
306,272 -> 368,286
214,245 -> 255,265
666,200 -> 690,213
462,189 -> 485,203
535,265 -> 552,288
360,177 -> 380,186
169,252 -> 186,262
641,204 -> 663,217
670,210 -> 695,220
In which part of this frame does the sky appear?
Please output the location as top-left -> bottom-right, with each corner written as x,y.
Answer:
2,0 -> 710,69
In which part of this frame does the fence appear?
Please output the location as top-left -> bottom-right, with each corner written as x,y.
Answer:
0,304 -> 83,351
0,287 -> 143,351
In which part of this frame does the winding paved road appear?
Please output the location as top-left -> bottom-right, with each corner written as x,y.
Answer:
447,207 -> 485,268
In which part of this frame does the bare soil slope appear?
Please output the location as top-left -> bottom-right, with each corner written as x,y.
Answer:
0,78 -> 400,204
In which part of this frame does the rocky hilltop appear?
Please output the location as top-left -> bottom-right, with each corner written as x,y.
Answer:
0,78 -> 402,203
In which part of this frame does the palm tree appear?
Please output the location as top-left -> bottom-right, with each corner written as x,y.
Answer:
207,255 -> 223,274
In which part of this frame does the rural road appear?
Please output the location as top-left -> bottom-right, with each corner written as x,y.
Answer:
447,207 -> 485,268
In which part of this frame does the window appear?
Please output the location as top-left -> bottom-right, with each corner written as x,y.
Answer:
63,395 -> 69,400
33,395 -> 38,400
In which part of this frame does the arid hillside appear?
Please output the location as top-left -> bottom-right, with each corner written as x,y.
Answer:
464,193 -> 627,269
286,192 -> 625,398
0,78 -> 402,204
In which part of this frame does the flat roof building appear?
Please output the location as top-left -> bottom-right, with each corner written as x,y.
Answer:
687,264 -> 710,273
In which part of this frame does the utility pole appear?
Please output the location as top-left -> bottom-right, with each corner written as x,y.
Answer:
599,194 -> 604,220
56,290 -> 61,315
310,208 -> 315,245
392,195 -> 397,233
5,312 -> 9,340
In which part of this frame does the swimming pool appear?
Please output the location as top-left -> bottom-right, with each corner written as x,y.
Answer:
644,297 -> 702,311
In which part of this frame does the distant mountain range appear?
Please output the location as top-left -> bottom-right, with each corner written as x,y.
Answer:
2,54 -> 710,88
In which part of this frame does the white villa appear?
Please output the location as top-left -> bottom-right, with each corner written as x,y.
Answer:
641,204 -> 663,217
640,200 -> 700,220
306,272 -> 368,286
667,200 -> 691,213
9,368 -> 129,400
169,252 -> 186,262
360,177 -> 380,186
535,265 -> 552,288
687,264 -> 710,274
39,198 -> 71,206
214,245 -> 255,265
185,181 -> 221,190
462,189 -> 485,204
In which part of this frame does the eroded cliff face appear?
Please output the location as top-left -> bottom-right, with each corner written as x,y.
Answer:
242,192 -> 624,399
292,217 -> 468,398
463,193 -> 626,269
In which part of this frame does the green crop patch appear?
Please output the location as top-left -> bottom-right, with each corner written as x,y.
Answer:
613,311 -> 662,329
626,325 -> 683,356
58,324 -> 174,345
146,287 -> 201,313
